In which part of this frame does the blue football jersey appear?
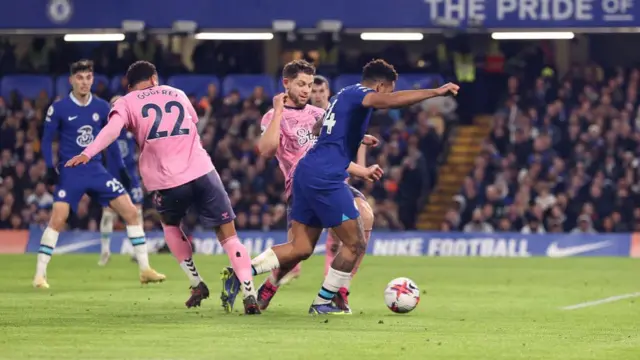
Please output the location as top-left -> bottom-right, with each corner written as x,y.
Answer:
42,93 -> 123,169
112,129 -> 137,173
299,83 -> 374,182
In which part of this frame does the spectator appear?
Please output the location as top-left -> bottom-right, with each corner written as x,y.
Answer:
571,214 -> 597,234
463,208 -> 494,233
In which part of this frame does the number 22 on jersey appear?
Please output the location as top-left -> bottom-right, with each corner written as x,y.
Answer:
321,99 -> 338,135
142,101 -> 190,140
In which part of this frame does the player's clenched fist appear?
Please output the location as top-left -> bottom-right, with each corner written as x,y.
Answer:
364,164 -> 384,182
362,134 -> 380,147
273,93 -> 287,112
65,154 -> 90,167
435,82 -> 460,96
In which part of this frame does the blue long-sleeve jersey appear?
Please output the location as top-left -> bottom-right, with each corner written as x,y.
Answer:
107,129 -> 138,177
42,93 -> 125,171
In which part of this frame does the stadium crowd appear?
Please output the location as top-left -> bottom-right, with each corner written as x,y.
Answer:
0,39 -> 447,232
446,65 -> 640,234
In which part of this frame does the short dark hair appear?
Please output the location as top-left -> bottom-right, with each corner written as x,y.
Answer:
282,60 -> 315,79
70,59 -> 94,75
362,59 -> 398,83
313,75 -> 329,87
126,61 -> 157,88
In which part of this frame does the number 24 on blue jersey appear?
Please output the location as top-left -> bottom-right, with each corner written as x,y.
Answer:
320,99 -> 338,135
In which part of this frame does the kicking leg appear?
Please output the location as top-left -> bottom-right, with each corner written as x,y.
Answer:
109,194 -> 166,283
98,207 -> 116,266
256,229 -> 301,311
237,223 -> 322,311
33,202 -> 69,289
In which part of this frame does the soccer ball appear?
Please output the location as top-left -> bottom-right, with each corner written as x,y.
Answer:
384,277 -> 420,313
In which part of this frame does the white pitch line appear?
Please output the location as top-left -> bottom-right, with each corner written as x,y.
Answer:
561,292 -> 640,311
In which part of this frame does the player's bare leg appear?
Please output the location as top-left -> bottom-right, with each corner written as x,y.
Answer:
109,194 -> 165,284
33,201 -> 70,289
309,217 -> 367,315
275,260 -> 302,286
256,229 -> 298,310
218,221 -> 261,315
333,197 -> 374,310
324,230 -> 341,276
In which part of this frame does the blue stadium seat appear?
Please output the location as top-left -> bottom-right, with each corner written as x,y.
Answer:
55,74 -> 110,96
110,75 -> 125,94
223,75 -> 276,98
0,75 -> 53,100
167,75 -> 219,98
332,74 -> 361,93
396,74 -> 444,91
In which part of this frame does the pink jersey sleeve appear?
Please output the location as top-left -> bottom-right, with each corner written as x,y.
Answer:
111,97 -> 132,127
260,110 -> 274,136
81,113 -> 126,159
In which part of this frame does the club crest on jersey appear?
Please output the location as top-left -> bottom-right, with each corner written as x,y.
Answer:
57,190 -> 66,198
296,128 -> 317,146
92,113 -> 100,122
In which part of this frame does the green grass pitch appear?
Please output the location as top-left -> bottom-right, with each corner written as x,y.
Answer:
0,255 -> 638,359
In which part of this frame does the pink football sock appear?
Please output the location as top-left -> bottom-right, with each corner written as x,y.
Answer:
162,224 -> 192,262
221,235 -> 254,285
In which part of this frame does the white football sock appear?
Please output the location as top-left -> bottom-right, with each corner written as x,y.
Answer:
180,258 -> 204,287
100,209 -> 116,254
126,225 -> 150,271
36,227 -> 59,277
250,248 -> 280,275
313,267 -> 351,305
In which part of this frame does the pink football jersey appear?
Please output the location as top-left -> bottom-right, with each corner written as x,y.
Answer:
261,105 -> 325,198
108,85 -> 214,191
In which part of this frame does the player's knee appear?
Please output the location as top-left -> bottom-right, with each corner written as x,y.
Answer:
48,203 -> 69,232
119,205 -> 140,225
356,199 -> 374,230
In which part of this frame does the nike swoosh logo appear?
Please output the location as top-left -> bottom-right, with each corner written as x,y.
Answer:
68,116 -> 78,121
546,241 -> 612,258
55,239 -> 102,254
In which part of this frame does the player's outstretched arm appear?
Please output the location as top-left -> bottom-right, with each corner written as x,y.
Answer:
361,83 -> 459,109
257,93 -> 286,158
65,115 -> 126,167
